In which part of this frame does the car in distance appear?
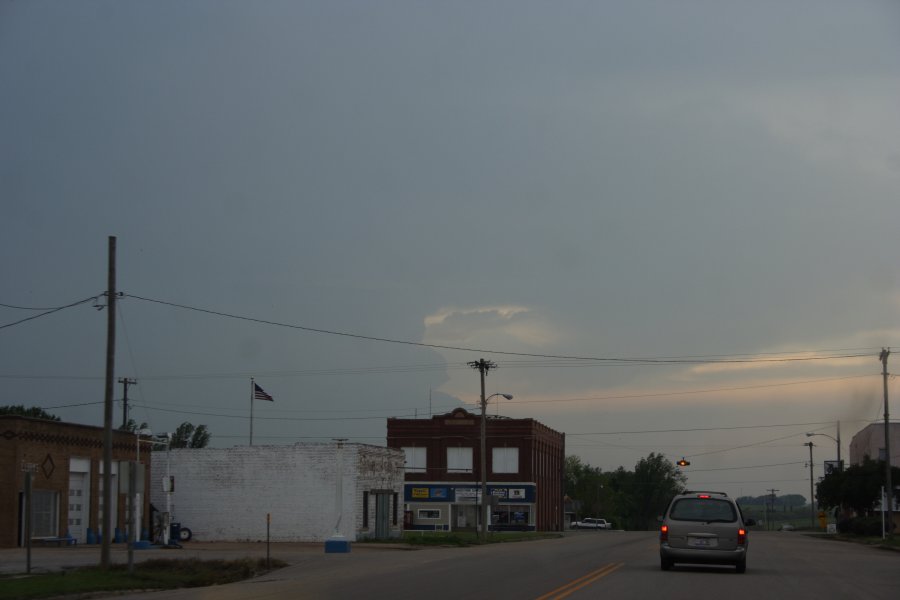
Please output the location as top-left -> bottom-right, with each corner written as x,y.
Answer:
571,517 -> 611,530
659,491 -> 755,573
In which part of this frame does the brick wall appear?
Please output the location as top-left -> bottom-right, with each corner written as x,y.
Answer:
387,409 -> 565,531
0,416 -> 149,548
149,443 -> 404,542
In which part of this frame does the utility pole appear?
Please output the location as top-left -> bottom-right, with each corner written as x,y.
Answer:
468,358 -> 497,541
880,348 -> 893,537
119,377 -> 137,429
805,442 -> 815,529
766,488 -> 778,531
101,236 -> 117,569
836,420 -> 842,470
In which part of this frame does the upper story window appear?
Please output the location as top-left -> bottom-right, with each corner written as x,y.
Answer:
402,447 -> 426,473
492,447 -> 519,474
446,447 -> 473,473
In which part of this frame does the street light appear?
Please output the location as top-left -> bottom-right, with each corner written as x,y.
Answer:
481,392 -> 513,541
805,421 -> 841,470
136,428 -> 154,463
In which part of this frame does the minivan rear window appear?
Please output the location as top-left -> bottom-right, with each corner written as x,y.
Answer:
669,498 -> 737,522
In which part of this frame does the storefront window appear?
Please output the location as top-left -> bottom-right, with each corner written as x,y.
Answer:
492,505 -> 530,526
32,490 -> 59,537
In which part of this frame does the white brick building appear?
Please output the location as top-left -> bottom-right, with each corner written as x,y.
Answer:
150,442 -> 405,542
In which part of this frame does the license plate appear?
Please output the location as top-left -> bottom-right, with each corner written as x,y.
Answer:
689,537 -> 716,547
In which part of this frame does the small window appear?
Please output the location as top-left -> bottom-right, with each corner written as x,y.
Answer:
32,491 -> 59,538
418,509 -> 441,520
447,447 -> 473,473
402,447 -> 426,473
492,447 -> 519,474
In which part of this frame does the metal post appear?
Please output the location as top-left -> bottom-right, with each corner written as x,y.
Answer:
162,434 -> 172,546
24,470 -> 32,574
127,461 -> 136,574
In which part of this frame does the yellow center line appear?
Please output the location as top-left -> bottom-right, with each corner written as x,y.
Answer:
534,562 -> 625,600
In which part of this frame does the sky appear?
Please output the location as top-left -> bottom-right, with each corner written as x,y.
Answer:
2,0 -> 900,501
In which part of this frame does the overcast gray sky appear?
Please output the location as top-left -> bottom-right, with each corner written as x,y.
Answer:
2,1 -> 899,500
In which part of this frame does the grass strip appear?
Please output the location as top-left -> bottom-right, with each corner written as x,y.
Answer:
0,557 -> 287,600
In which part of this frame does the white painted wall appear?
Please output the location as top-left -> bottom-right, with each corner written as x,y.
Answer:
150,443 -> 404,542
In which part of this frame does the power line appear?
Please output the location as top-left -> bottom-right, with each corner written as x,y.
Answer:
684,461 -> 805,473
0,295 -> 101,330
687,430 -> 811,459
122,293 -> 876,365
42,401 -> 105,409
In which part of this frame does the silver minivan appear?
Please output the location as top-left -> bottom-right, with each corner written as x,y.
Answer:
659,491 -> 755,573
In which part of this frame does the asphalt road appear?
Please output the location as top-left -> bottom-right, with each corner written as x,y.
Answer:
4,532 -> 899,599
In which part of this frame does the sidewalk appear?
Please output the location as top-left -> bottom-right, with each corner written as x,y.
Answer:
0,541 -> 415,575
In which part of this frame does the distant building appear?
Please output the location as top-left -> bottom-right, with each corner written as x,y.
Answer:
149,442 -> 405,542
387,408 -> 565,532
848,423 -> 900,466
0,415 -> 150,548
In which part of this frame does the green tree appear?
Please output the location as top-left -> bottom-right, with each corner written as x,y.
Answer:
564,455 -> 606,518
0,405 -> 61,421
170,422 -> 211,448
566,453 -> 687,530
817,457 -> 900,515
617,453 -> 687,530
120,418 -> 149,433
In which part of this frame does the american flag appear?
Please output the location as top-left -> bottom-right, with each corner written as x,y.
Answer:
254,383 -> 273,402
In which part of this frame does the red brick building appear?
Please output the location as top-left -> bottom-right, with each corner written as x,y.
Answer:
387,408 -> 565,532
0,415 -> 150,548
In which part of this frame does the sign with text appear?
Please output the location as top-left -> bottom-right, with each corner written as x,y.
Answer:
455,488 -> 482,503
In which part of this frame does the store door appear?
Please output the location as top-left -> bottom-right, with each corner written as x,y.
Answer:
374,493 -> 391,538
456,505 -> 476,530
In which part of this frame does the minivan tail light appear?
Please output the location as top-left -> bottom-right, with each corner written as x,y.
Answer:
660,525 -> 668,542
737,528 -> 746,545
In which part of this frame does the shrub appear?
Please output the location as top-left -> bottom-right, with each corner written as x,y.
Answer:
838,517 -> 884,536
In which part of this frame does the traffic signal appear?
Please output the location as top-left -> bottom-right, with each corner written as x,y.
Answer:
676,458 -> 690,467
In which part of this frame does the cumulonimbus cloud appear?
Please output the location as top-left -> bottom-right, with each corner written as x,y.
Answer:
422,304 -> 562,348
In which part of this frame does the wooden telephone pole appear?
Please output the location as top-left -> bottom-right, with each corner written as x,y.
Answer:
101,236 -> 116,568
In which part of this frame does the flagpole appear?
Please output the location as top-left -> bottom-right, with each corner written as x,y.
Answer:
250,377 -> 255,446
